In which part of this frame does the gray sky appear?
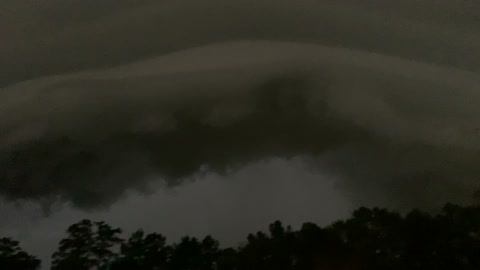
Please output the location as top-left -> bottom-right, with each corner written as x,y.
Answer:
1,0 -> 479,268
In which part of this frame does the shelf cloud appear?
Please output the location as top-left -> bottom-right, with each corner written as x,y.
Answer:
1,0 -> 479,209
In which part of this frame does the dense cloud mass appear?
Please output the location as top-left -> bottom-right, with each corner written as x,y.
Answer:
0,0 -> 479,209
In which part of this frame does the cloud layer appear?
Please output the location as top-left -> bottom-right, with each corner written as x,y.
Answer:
1,0 -> 479,209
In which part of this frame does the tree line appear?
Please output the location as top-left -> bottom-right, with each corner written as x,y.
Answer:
1,203 -> 479,270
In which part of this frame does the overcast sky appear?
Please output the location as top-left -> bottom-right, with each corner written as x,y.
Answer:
1,0 -> 479,268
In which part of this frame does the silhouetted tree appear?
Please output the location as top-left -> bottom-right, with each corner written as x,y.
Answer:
51,219 -> 122,270
200,235 -> 220,270
239,231 -> 271,270
0,237 -> 41,270
39,202 -> 479,270
110,229 -> 169,270
331,207 -> 404,270
294,222 -> 328,270
216,248 -> 238,270
169,235 -> 220,270
268,221 -> 295,270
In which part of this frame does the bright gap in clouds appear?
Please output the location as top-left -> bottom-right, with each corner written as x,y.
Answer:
0,158 -> 352,268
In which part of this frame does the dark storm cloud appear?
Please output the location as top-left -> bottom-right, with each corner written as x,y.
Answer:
1,0 -> 479,87
0,0 -> 479,209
